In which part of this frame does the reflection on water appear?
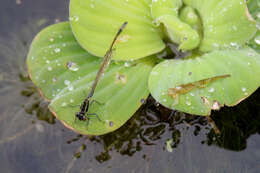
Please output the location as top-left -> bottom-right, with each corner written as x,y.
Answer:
22,76 -> 56,124
0,0 -> 260,173
209,91 -> 260,151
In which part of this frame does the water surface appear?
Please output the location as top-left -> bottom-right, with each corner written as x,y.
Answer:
0,1 -> 259,173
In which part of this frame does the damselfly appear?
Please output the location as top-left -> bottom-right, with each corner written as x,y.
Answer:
75,22 -> 128,124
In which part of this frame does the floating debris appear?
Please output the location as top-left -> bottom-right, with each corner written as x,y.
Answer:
35,123 -> 44,133
166,139 -> 173,153
16,0 -> 22,5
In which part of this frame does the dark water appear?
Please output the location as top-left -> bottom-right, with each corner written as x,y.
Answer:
0,1 -> 259,173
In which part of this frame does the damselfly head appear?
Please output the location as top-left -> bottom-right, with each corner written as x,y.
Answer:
75,112 -> 87,121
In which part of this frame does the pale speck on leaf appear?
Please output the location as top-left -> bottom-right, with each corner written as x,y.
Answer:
64,80 -> 70,86
61,102 -> 67,107
54,48 -> 61,53
67,61 -> 79,71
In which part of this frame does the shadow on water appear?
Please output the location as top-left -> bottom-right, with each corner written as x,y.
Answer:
208,90 -> 260,151
0,0 -> 260,173
67,89 -> 260,163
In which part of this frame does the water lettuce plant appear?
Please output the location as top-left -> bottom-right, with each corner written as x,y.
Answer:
27,0 -> 260,135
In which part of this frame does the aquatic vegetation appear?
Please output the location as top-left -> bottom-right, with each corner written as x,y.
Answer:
27,0 -> 260,135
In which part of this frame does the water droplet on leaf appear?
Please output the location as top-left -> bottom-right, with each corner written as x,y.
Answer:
66,61 -> 79,71
47,66 -> 52,71
52,77 -> 57,83
68,86 -> 74,91
212,101 -> 220,110
54,48 -> 61,53
186,101 -> 191,106
208,88 -> 215,93
254,36 -> 260,45
117,34 -> 131,43
64,80 -> 70,86
61,102 -> 67,107
242,87 -> 247,92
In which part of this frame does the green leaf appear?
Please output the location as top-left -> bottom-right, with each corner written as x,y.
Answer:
148,48 -> 260,116
69,0 -> 165,60
179,6 -> 200,26
247,0 -> 260,53
151,0 -> 200,51
27,22 -> 155,135
249,31 -> 260,53
247,0 -> 260,20
183,0 -> 257,52
70,0 -> 257,59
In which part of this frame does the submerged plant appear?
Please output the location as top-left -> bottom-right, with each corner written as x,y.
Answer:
27,0 -> 260,135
